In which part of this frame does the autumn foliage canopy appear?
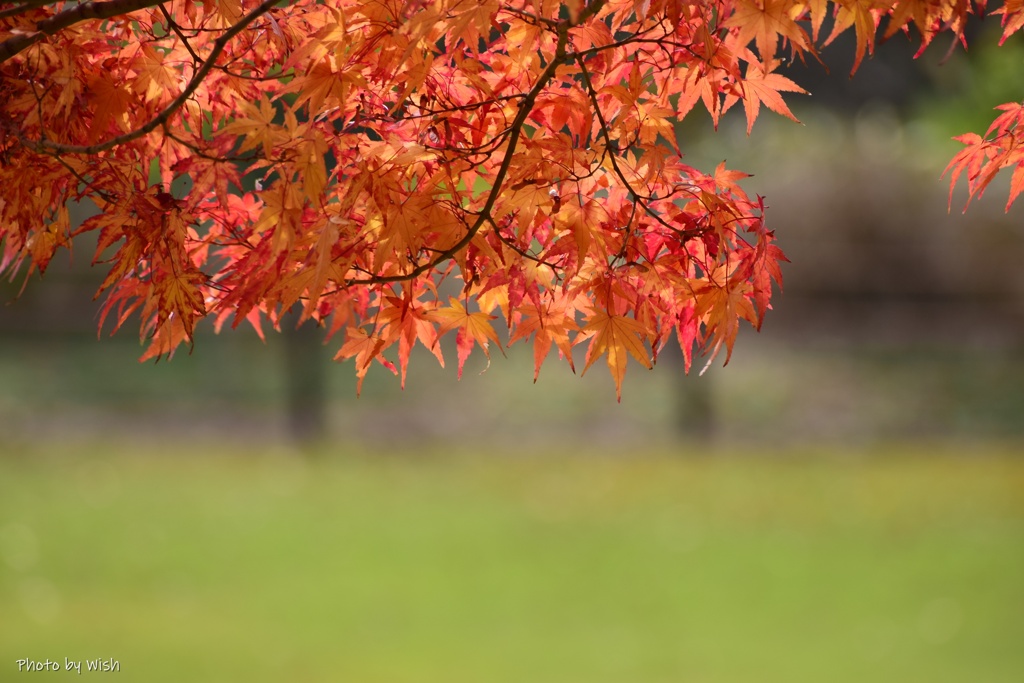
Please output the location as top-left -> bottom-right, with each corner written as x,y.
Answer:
1,0 -> 1022,398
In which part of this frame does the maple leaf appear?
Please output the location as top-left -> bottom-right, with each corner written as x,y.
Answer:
139,316 -> 192,363
334,327 -> 397,396
25,205 -> 69,274
825,0 -> 881,75
556,197 -> 609,260
377,198 -> 430,268
676,301 -> 700,374
997,0 -> 1024,44
210,0 -> 243,25
945,126 -> 1024,212
302,214 -> 340,316
804,0 -> 831,42
944,132 -> 989,210
884,0 -> 948,50
428,297 -> 504,379
285,57 -> 361,116
503,178 -> 558,235
132,45 -> 179,103
446,0 -> 501,53
735,221 -> 789,324
153,267 -> 208,338
712,162 -> 752,194
251,182 -> 305,255
378,295 -> 445,389
752,241 -> 787,323
693,274 -> 759,371
26,228 -> 59,274
87,72 -> 134,141
724,0 -> 814,61
737,59 -> 806,134
219,96 -> 285,159
581,311 -> 653,402
508,294 -> 580,381
296,129 -> 330,202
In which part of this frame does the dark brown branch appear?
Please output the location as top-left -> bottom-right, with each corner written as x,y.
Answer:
0,0 -> 167,62
19,0 -> 283,155
158,3 -> 202,64
164,129 -> 257,163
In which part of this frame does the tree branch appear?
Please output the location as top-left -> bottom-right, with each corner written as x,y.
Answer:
19,0 -> 283,155
0,0 -> 81,21
0,0 -> 167,63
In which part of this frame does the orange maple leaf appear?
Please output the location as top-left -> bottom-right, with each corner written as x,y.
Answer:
508,296 -> 579,381
737,59 -> 806,134
140,316 -> 192,363
581,311 -> 653,401
825,0 -> 881,75
428,297 -> 505,378
378,295 -> 445,389
132,45 -> 179,103
944,132 -> 988,210
219,96 -> 285,159
724,0 -> 814,61
87,72 -> 133,141
997,0 -> 1024,45
334,327 -> 397,396
693,275 -> 758,371
712,161 -> 752,194
153,267 -> 208,338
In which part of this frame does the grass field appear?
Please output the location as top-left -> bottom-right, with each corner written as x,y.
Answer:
1,443 -> 1022,682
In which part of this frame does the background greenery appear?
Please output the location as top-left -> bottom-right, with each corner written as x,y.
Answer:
2,446 -> 1022,682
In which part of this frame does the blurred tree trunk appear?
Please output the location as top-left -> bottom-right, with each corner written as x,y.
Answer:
282,308 -> 328,445
667,343 -> 716,441
675,375 -> 715,441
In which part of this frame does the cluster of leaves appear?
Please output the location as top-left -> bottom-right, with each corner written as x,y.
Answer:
1,0 -> 1022,398
946,101 -> 1024,211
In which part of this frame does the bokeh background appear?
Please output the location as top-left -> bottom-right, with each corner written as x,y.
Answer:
1,22 -> 1022,683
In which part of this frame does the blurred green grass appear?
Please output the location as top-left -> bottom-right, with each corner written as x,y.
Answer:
1,444 -> 1022,682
